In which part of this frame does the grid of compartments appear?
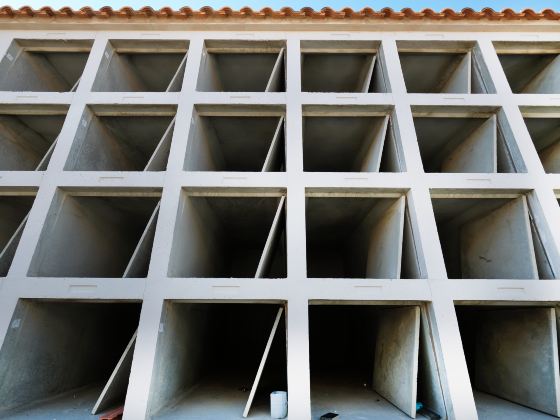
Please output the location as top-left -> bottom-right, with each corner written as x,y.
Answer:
0,33 -> 559,420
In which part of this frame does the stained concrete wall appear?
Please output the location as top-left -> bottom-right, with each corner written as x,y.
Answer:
0,301 -> 139,414
146,302 -> 210,416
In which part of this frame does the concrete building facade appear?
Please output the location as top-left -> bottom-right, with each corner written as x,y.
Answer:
0,6 -> 559,420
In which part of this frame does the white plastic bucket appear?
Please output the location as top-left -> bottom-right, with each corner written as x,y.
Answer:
270,390 -> 288,419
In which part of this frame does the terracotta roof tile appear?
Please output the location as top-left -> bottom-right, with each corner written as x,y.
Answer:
0,6 -> 557,21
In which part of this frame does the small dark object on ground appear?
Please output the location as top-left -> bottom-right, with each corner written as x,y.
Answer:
320,413 -> 339,420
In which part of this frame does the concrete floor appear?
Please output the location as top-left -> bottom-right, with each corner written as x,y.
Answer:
153,377 -> 274,420
0,384 -> 105,419
474,391 -> 557,420
310,375 -> 411,420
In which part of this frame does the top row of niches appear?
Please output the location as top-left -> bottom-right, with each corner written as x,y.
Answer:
1,39 -> 559,94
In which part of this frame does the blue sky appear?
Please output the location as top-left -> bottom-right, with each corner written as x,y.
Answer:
3,0 -> 558,12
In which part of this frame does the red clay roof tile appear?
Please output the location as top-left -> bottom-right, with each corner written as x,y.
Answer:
0,6 -> 557,21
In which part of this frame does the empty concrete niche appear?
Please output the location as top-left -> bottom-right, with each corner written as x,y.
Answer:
147,302 -> 287,419
28,191 -> 161,277
524,115 -> 560,173
301,40 -> 388,93
197,40 -> 285,92
413,108 -> 525,173
431,194 -> 555,279
168,191 -> 287,278
303,106 -> 403,172
184,105 -> 285,171
456,305 -> 560,419
495,42 -> 560,94
0,105 -> 67,171
0,300 -> 140,419
398,41 -> 494,94
65,105 -> 176,171
309,304 -> 446,419
92,39 -> 188,92
0,39 -> 92,92
306,193 -> 425,279
0,194 -> 35,276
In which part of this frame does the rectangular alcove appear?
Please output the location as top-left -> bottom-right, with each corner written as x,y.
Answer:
303,106 -> 403,172
306,192 -> 425,279
92,39 -> 189,92
147,302 -> 287,419
197,40 -> 285,92
168,190 -> 287,278
413,107 -> 525,173
456,305 -> 560,419
0,105 -> 67,171
0,193 -> 35,277
28,191 -> 161,278
309,304 -> 446,420
431,194 -> 556,279
0,39 -> 92,92
494,42 -> 560,94
301,40 -> 388,93
398,41 -> 495,94
522,110 -> 560,173
65,105 -> 176,171
184,105 -> 285,172
0,300 -> 140,419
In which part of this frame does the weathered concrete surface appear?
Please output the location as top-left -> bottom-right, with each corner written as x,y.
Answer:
475,308 -> 560,417
364,196 -> 405,279
498,53 -> 558,94
185,113 -> 283,172
311,374 -> 411,420
475,391 -> 557,420
197,41 -> 284,92
168,195 -> 285,278
303,115 -> 389,172
0,114 -> 63,171
440,51 -> 471,94
417,307 -> 447,419
146,303 -> 210,416
28,194 -> 159,277
0,384 -> 102,420
522,54 -> 560,94
460,196 -> 538,279
123,202 -> 160,278
93,331 -> 137,414
92,40 -> 187,92
0,40 -> 91,92
441,115 -> 496,173
401,52 -> 468,93
66,110 -> 174,171
302,53 -> 379,93
0,301 -> 139,415
374,306 -> 420,418
415,117 -> 495,173
357,114 -> 388,172
153,377 -> 272,420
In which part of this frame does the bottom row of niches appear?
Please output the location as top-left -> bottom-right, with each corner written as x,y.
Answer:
0,301 -> 445,419
5,302 -> 559,419
456,305 -> 560,419
0,301 -> 288,419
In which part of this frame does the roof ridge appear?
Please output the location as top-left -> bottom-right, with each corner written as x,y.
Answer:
0,6 -> 558,20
